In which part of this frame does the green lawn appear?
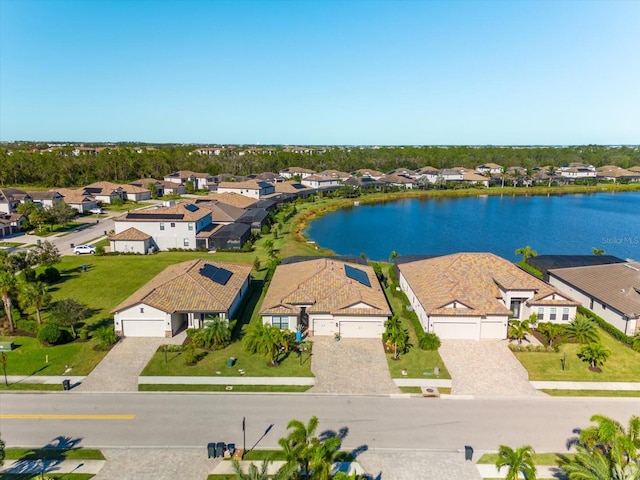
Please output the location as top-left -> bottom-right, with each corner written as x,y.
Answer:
515,327 -> 640,381
139,384 -> 311,392
4,448 -> 105,460
0,336 -> 108,377
1,475 -> 94,480
477,452 -> 575,465
382,272 -> 450,379
541,389 -> 640,397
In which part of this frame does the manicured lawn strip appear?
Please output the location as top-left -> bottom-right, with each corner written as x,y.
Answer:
0,241 -> 24,247
0,336 -> 108,376
477,452 -> 575,465
541,389 -> 640,397
382,269 -> 450,379
139,384 -> 311,392
239,449 -> 354,462
4,448 -> 105,460
140,339 -> 313,377
514,327 -> 640,381
0,383 -> 63,391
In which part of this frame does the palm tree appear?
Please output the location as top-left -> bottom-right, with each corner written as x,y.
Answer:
388,251 -> 399,262
566,314 -> 600,344
592,247 -> 605,256
278,416 -> 319,480
308,434 -> 342,480
560,444 -> 615,480
384,326 -> 409,360
508,319 -> 532,346
0,270 -> 16,333
578,343 -> 611,370
232,457 -> 297,480
495,445 -> 537,480
243,321 -> 284,366
536,322 -> 565,347
579,414 -> 640,457
200,317 -> 235,349
18,281 -> 51,325
515,246 -> 537,263
546,166 -> 557,187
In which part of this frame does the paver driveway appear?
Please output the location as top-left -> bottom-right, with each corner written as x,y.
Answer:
438,339 -> 545,397
308,337 -> 399,395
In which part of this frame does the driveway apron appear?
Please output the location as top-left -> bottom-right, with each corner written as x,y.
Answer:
308,337 -> 399,395
438,339 -> 544,397
76,337 -> 171,392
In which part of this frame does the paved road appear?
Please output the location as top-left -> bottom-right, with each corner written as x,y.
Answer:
1,393 -> 638,453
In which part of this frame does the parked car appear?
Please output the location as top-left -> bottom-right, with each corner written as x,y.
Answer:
73,245 -> 96,255
89,208 -> 105,214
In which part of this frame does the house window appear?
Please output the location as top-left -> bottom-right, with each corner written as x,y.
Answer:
160,222 -> 165,231
537,307 -> 544,321
171,222 -> 176,228
550,307 -> 557,321
183,238 -> 190,247
272,316 -> 289,330
510,299 -> 522,318
188,222 -> 194,231
562,308 -> 569,321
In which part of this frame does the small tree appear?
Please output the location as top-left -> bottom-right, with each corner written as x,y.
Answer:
253,256 -> 261,271
37,323 -> 62,345
0,269 -> 16,333
199,317 -> 235,349
496,444 -> 537,480
243,321 -> 285,366
508,319 -> 532,346
49,298 -> 89,338
592,247 -> 605,256
18,281 -> 51,325
536,322 -> 565,347
29,241 -> 61,268
515,246 -> 537,263
566,314 -> 600,344
94,325 -> 117,350
418,332 -> 441,350
578,343 -> 611,370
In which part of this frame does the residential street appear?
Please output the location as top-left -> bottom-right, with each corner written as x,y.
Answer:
1,393 -> 638,453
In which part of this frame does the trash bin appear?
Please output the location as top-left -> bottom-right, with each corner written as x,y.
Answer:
207,442 -> 216,458
464,445 -> 473,461
70,243 -> 75,249
62,379 -> 71,391
227,443 -> 236,455
216,442 -> 226,458
226,357 -> 236,367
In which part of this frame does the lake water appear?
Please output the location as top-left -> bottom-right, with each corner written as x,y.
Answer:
306,192 -> 640,261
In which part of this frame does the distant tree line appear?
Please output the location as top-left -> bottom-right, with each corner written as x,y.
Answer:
0,144 -> 639,188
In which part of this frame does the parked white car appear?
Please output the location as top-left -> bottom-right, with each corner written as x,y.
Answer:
89,208 -> 105,214
73,245 -> 96,255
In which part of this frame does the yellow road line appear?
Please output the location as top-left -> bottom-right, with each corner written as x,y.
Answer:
0,414 -> 135,420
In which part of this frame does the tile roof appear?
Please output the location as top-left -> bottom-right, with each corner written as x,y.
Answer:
549,262 -> 640,316
280,167 -> 317,174
204,192 -> 257,208
260,258 -> 391,317
109,227 -> 152,241
194,200 -> 246,222
218,179 -> 271,190
112,259 -> 252,314
116,202 -> 210,222
54,188 -> 97,204
274,182 -> 312,194
398,253 -> 576,317
84,181 -> 123,194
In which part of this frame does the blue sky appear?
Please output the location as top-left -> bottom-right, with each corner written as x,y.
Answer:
1,0 -> 639,145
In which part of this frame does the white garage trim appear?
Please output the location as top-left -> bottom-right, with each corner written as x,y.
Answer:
122,319 -> 166,337
433,322 -> 477,340
339,321 -> 385,338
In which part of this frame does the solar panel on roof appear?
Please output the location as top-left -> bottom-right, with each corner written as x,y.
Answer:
344,264 -> 371,287
199,264 -> 233,285
184,204 -> 199,212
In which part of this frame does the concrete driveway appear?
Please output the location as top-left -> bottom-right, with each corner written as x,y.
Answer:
308,337 -> 399,395
438,339 -> 544,397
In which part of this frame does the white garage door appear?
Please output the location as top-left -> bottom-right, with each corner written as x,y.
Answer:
313,319 -> 334,336
433,322 -> 477,340
339,321 -> 385,338
122,319 -> 166,337
481,321 -> 505,339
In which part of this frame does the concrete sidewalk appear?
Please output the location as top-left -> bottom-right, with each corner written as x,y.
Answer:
476,463 -> 560,479
0,458 -> 105,476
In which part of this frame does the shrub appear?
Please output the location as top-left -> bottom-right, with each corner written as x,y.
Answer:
15,319 -> 38,334
183,342 -> 199,366
95,245 -> 106,256
418,332 -> 441,351
37,266 -> 60,284
93,326 -> 117,350
37,323 -> 62,345
111,197 -> 124,206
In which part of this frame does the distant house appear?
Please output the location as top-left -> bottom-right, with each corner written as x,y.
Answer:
595,165 -> 640,183
548,262 -> 640,336
279,167 -> 317,179
397,253 -> 578,340
27,191 -> 65,209
301,171 -> 345,189
354,168 -> 385,180
163,170 -> 216,191
203,192 -> 258,209
260,258 -> 391,338
460,170 -> 490,187
83,182 -> 125,204
380,173 -> 415,189
55,188 -> 99,213
119,184 -> 152,202
112,259 -> 252,337
0,188 -> 31,214
476,163 -> 503,175
559,163 -> 596,180
130,178 -> 187,197
274,181 -> 315,200
194,200 -> 246,224
0,213 -> 25,237
236,208 -> 269,233
216,179 -> 275,200
112,202 -> 212,251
